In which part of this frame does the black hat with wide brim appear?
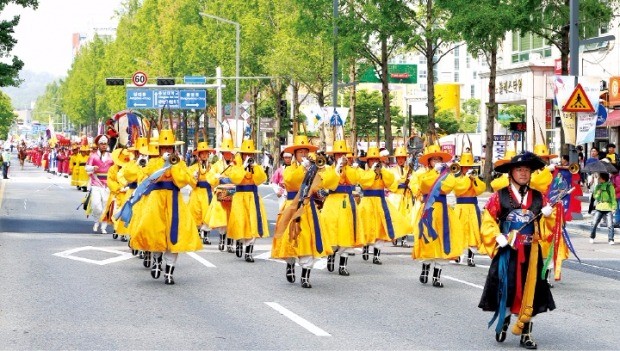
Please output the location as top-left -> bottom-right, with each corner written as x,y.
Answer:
494,152 -> 546,174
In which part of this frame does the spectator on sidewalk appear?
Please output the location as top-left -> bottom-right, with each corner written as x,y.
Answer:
606,143 -> 620,170
613,172 -> 620,227
1,146 -> 10,179
590,172 -> 616,245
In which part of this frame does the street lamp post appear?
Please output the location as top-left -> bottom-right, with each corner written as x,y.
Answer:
200,12 -> 240,146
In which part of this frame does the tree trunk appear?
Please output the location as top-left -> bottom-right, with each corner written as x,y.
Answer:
292,81 -> 300,137
484,47 -> 498,191
380,36 -> 393,151
181,111 -> 188,155
559,12 -> 570,155
349,60 -> 357,155
193,110 -> 200,147
426,0 -> 436,138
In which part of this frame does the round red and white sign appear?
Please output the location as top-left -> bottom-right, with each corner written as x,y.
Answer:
132,71 -> 148,86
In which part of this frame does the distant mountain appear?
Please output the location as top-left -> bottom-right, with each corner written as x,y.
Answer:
0,70 -> 60,110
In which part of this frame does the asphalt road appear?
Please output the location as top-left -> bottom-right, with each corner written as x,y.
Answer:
1,152 -> 619,350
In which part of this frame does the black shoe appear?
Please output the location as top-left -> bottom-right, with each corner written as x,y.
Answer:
495,316 -> 511,342
519,322 -> 537,349
131,249 -> 138,256
432,267 -> 444,287
151,256 -> 162,279
362,245 -> 369,261
121,235 -> 128,242
112,233 -> 118,240
218,234 -> 226,251
338,256 -> 350,276
202,230 -> 211,245
286,263 -> 296,283
467,250 -> 476,267
164,264 -> 175,285
372,247 -> 382,265
227,238 -> 234,253
454,256 -> 461,264
327,254 -> 335,272
235,241 -> 243,258
143,251 -> 151,268
420,263 -> 430,284
300,268 -> 312,288
245,245 -> 255,263
138,251 -> 144,259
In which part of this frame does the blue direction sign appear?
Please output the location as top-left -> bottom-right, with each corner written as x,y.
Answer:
126,89 -> 154,109
180,90 -> 207,109
154,89 -> 180,109
184,76 -> 207,84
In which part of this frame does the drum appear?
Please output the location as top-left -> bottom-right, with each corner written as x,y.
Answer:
215,184 -> 236,202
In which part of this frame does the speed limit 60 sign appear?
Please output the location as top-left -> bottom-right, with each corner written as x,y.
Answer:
132,71 -> 148,86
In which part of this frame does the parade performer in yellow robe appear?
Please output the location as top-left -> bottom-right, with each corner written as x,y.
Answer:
187,141 -> 217,245
388,146 -> 416,248
131,130 -> 202,285
273,136 -> 339,288
125,139 -> 159,267
227,139 -> 270,262
358,147 -> 413,265
322,140 -> 360,276
412,144 -> 465,287
75,145 -> 90,192
69,144 -> 80,188
478,152 -> 556,350
453,148 -> 487,265
107,148 -> 132,242
207,138 -> 238,253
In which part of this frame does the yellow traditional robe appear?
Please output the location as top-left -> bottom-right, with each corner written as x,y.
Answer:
207,159 -> 236,229
388,164 -> 416,235
188,161 -> 218,227
130,158 -> 202,253
272,162 -> 339,259
321,165 -> 361,248
227,163 -> 270,240
453,174 -> 487,253
412,170 -> 465,260
357,166 -> 413,246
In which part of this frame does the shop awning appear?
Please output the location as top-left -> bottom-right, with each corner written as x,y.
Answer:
602,109 -> 620,127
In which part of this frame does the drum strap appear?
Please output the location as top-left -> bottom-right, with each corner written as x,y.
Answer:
236,185 -> 264,237
197,181 -> 213,203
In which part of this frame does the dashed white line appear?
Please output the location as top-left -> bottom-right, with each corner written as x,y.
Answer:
187,252 -> 216,268
265,302 -> 331,336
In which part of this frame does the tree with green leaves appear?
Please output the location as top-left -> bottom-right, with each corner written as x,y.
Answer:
438,0 -> 522,189
0,0 -> 39,87
460,98 -> 480,133
0,91 -> 16,139
405,0 -> 460,137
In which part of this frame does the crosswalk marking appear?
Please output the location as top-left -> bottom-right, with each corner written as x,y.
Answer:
265,302 -> 331,336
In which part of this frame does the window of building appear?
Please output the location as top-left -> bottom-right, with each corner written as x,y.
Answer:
419,55 -> 427,65
420,84 -> 427,92
511,31 -> 552,63
470,85 -> 475,98
466,55 -> 470,68
454,58 -> 459,70
419,69 -> 427,79
473,71 -> 477,79
454,45 -> 460,57
454,72 -> 460,82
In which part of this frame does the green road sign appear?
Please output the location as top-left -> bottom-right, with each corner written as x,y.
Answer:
359,64 -> 418,84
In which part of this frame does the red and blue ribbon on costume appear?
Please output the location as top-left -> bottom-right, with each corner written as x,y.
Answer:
419,168 -> 451,254
363,189 -> 395,239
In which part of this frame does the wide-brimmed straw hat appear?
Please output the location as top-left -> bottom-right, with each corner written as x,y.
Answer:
326,140 -> 351,154
218,138 -> 236,153
151,129 -> 184,146
111,148 -> 132,167
238,139 -> 261,154
193,141 -> 215,155
533,144 -> 558,160
282,135 -> 318,154
359,147 -> 388,162
418,144 -> 452,165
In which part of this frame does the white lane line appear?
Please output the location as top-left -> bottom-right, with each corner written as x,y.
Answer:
578,261 -> 620,274
187,252 -> 216,268
265,302 -> 331,336
53,246 -> 133,265
443,275 -> 484,289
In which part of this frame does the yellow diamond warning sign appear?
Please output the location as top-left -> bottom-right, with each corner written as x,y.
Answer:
562,83 -> 595,113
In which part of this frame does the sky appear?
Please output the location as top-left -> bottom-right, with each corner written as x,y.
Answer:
2,0 -> 124,77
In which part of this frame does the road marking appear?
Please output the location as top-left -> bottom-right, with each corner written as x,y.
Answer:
187,252 -> 216,268
53,246 -> 133,265
265,302 -> 331,336
443,275 -> 484,289
577,261 -> 620,274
